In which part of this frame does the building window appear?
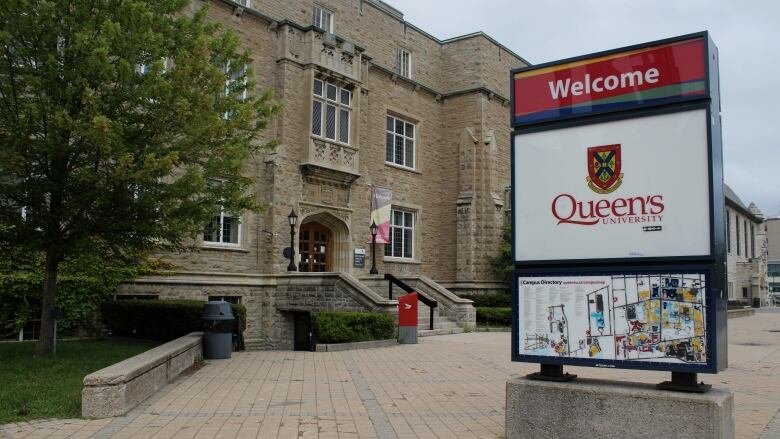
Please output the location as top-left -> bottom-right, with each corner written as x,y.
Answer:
726,211 -> 731,254
312,78 -> 350,144
751,224 -> 756,258
312,5 -> 334,33
135,63 -> 152,75
204,209 -> 241,246
736,217 -> 741,256
386,115 -> 415,169
203,181 -> 241,247
224,62 -> 248,119
395,48 -> 411,78
742,287 -> 748,298
384,209 -> 415,259
744,219 -> 749,258
234,0 -> 251,7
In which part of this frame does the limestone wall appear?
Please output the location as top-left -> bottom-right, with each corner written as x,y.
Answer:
158,0 -> 528,294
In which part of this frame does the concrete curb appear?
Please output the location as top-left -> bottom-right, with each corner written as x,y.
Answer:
82,332 -> 202,419
315,338 -> 397,352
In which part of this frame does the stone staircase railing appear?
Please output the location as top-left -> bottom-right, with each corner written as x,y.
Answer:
359,275 -> 475,329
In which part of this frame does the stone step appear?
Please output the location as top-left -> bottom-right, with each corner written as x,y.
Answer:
419,327 -> 464,337
417,316 -> 457,330
417,323 -> 457,331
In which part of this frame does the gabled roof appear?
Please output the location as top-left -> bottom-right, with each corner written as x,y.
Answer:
725,183 -> 762,223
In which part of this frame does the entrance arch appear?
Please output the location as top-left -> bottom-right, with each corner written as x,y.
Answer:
298,211 -> 351,273
299,223 -> 331,272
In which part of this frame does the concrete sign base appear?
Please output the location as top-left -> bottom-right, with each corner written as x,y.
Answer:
506,377 -> 734,439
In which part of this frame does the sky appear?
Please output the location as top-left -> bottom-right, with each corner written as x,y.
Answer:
387,0 -> 779,218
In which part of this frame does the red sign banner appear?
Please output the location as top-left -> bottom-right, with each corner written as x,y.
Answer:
513,37 -> 706,125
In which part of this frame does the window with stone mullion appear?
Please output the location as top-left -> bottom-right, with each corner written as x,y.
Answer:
386,116 -> 415,168
203,209 -> 240,245
384,209 -> 415,259
312,78 -> 350,144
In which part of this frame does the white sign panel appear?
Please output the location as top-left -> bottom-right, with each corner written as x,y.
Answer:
513,109 -> 710,262
517,274 -> 708,364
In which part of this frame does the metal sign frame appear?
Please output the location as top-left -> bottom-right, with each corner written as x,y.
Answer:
509,31 -> 727,374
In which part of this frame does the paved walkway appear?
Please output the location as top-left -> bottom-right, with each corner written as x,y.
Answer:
2,310 -> 779,439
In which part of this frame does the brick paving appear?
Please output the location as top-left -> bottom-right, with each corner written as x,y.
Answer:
1,310 -> 779,439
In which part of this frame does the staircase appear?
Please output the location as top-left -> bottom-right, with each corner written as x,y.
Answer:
358,274 -> 476,335
418,305 -> 461,335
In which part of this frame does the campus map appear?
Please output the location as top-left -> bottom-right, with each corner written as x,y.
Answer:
518,274 -> 707,364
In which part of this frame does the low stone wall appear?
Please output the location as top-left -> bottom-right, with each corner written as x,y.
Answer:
118,272 -> 396,351
82,332 -> 202,419
727,308 -> 756,319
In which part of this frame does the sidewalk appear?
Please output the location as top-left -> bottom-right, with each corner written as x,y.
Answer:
2,310 -> 779,438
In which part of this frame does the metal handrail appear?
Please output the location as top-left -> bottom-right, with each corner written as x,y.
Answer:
384,273 -> 437,330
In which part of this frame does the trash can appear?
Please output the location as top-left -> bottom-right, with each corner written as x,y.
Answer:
752,297 -> 761,308
202,301 -> 235,359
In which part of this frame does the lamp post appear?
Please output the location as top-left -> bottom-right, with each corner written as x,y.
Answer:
370,220 -> 379,275
287,209 -> 298,271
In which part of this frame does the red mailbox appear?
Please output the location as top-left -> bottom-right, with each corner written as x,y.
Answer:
398,292 -> 418,327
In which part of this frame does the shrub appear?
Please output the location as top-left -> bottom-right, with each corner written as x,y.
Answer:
313,311 -> 394,344
488,224 -> 513,280
101,299 -> 246,341
476,307 -> 512,327
460,293 -> 512,308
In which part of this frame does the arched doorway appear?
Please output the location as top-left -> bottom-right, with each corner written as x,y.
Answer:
299,223 -> 332,272
297,211 -> 351,273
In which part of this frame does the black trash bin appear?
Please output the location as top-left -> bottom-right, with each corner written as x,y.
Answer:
753,297 -> 761,308
202,301 -> 235,359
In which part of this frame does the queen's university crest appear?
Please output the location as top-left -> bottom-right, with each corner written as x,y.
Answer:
586,144 -> 623,194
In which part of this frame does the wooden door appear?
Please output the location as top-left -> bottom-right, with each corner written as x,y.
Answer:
299,223 -> 332,272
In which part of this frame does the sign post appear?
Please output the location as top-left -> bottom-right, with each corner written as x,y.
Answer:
510,32 -> 726,392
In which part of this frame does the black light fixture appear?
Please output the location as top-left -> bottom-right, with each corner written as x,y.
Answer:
370,220 -> 379,275
287,209 -> 298,271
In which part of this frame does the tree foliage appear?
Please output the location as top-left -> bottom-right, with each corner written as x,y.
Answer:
489,224 -> 513,281
0,0 -> 280,354
0,235 -> 160,338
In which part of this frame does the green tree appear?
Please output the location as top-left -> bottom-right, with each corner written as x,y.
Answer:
0,0 -> 279,354
489,224 -> 513,282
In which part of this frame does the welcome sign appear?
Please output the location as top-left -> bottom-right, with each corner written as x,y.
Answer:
509,32 -> 727,374
513,109 -> 710,262
512,37 -> 707,125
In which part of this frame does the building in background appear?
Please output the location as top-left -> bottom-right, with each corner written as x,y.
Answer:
119,0 -> 527,349
724,184 -> 768,306
767,217 -> 780,300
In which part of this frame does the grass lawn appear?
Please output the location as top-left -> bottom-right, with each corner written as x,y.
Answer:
0,338 -> 156,424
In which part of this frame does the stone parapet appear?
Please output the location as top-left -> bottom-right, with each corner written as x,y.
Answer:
506,377 -> 734,439
82,332 -> 202,418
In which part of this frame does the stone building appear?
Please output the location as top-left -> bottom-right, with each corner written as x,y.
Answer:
119,0 -> 527,349
766,218 -> 780,296
724,184 -> 768,306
